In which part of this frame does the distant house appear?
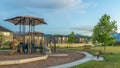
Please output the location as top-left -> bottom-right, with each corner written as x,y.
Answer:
0,26 -> 13,42
44,34 -> 91,44
14,31 -> 44,46
75,34 -> 86,43
54,35 -> 68,43
43,34 -> 68,44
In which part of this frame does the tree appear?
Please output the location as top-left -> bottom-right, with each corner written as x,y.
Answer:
92,14 -> 117,52
68,32 -> 75,43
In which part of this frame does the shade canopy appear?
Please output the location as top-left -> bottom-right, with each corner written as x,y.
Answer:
5,16 -> 47,26
4,16 -> 47,44
4,16 -> 47,53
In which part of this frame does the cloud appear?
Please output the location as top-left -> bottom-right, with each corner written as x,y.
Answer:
71,26 -> 93,36
0,0 -> 86,18
71,26 -> 94,31
3,0 -> 82,9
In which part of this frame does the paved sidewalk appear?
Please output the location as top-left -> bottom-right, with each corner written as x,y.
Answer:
48,52 -> 104,68
92,56 -> 104,61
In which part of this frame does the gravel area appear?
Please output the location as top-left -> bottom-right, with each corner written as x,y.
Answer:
0,50 -> 85,68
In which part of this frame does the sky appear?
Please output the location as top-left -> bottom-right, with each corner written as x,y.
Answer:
0,0 -> 120,36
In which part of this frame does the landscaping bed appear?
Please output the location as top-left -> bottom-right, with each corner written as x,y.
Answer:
0,50 -> 44,61
0,50 -> 85,68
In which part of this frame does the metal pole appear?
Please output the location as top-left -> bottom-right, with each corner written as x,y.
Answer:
30,24 -> 32,42
29,20 -> 31,45
23,18 -> 25,44
27,18 -> 32,53
20,18 -> 21,36
33,25 -> 35,44
32,18 -> 35,44
19,17 -> 23,53
54,35 -> 56,53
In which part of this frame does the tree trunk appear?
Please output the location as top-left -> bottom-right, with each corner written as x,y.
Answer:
103,43 -> 106,53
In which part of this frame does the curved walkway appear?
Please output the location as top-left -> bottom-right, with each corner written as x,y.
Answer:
48,51 -> 104,68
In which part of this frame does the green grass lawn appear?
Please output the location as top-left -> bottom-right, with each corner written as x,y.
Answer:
91,46 -> 120,53
59,46 -> 120,68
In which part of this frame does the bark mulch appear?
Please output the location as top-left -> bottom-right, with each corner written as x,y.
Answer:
0,50 -> 85,68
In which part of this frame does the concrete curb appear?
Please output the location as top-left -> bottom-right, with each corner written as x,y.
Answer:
0,55 -> 48,65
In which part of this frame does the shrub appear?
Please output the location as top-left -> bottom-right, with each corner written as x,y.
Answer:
4,41 -> 10,46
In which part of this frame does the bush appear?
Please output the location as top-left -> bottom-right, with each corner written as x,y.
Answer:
0,47 -> 11,50
4,41 -> 10,46
114,42 -> 120,46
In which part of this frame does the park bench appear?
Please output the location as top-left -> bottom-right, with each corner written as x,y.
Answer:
83,47 -> 91,51
83,45 -> 91,51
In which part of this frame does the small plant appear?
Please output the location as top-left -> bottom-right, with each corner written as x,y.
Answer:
4,41 -> 10,46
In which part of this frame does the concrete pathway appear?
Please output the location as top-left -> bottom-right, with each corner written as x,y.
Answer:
92,56 -> 104,61
48,52 -> 104,68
